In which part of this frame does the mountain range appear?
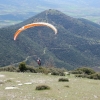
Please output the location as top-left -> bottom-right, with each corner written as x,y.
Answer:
1,9 -> 100,70
0,0 -> 100,27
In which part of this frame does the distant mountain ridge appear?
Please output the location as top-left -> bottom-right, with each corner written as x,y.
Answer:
1,9 -> 100,69
0,0 -> 100,27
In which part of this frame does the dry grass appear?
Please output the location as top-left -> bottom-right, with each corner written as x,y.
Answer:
0,72 -> 100,100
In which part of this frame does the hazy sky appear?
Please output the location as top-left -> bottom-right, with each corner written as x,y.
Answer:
0,0 -> 100,23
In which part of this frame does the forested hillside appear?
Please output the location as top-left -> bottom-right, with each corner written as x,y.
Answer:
0,9 -> 100,69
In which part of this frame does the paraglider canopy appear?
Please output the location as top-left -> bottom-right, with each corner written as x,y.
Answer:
14,22 -> 57,40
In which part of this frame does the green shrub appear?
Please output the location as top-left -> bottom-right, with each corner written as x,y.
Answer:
76,67 -> 95,75
75,72 -> 100,80
19,62 -> 27,72
65,85 -> 70,88
72,67 -> 95,75
32,67 -> 67,75
58,78 -> 69,82
51,71 -> 65,76
36,85 -> 50,90
71,70 -> 83,74
0,66 -> 17,72
35,67 -> 67,75
88,73 -> 100,80
36,67 -> 50,74
75,74 -> 88,78
59,70 -> 66,76
50,67 -> 66,76
51,71 -> 59,75
26,66 -> 37,73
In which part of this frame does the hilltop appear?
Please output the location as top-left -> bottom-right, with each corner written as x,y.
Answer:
1,9 -> 100,69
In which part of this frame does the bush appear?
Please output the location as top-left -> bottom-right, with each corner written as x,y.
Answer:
19,62 -> 27,72
72,67 -> 95,75
50,67 -> 66,76
59,71 -> 66,76
51,71 -> 59,75
51,71 -> 65,76
71,70 -> 83,74
75,74 -> 88,78
88,73 -> 100,80
36,67 -> 49,74
76,67 -> 95,75
58,78 -> 69,82
65,85 -> 70,88
25,66 -> 37,73
75,72 -> 100,80
0,66 -> 17,72
36,85 -> 50,90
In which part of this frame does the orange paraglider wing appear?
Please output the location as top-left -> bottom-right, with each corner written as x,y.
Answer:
14,22 -> 57,40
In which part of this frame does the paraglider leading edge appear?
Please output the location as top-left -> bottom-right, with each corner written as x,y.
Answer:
14,22 -> 57,40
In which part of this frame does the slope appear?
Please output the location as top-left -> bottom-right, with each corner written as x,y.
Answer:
1,9 -> 100,70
